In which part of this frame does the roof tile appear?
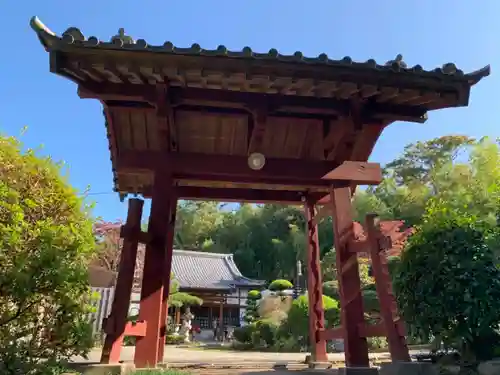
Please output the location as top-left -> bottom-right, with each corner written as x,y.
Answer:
30,16 -> 490,85
171,250 -> 263,290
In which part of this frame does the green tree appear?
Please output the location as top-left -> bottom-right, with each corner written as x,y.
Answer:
352,135 -> 477,228
0,134 -> 96,374
385,135 -> 475,187
394,202 -> 500,363
279,294 -> 340,348
435,138 -> 499,224
174,201 -> 224,249
321,249 -> 372,287
211,204 -> 311,281
168,273 -> 203,308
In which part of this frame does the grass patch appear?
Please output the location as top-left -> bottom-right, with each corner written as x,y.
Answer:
134,370 -> 191,375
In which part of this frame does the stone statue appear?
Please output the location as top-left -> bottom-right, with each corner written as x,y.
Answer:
180,307 -> 194,343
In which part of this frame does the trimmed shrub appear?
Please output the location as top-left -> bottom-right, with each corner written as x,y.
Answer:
233,323 -> 256,344
255,319 -> 279,347
247,290 -> 262,300
394,206 -> 500,362
268,279 -> 293,292
279,294 -> 340,347
257,295 -> 292,324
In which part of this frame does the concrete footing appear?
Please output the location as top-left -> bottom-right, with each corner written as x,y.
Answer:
308,361 -> 333,369
65,363 -> 136,375
379,362 -> 438,375
337,367 -> 379,375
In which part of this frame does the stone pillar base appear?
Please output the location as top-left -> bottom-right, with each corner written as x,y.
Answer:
338,367 -> 379,375
308,361 -> 332,369
379,362 -> 438,375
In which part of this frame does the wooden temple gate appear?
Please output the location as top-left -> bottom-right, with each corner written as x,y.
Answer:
31,17 -> 489,369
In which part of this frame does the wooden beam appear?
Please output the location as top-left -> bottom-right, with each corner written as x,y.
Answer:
176,186 -> 324,204
321,161 -> 382,184
134,173 -> 174,368
247,107 -> 268,154
330,186 -> 369,367
100,198 -> 144,364
305,196 -> 328,362
157,195 -> 178,361
365,214 -> 411,362
115,151 -> 383,185
155,84 -> 177,151
78,83 -> 429,123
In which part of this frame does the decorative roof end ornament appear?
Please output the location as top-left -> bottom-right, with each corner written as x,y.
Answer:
111,28 -> 135,45
385,54 -> 407,69
30,16 -> 56,37
30,16 -> 58,50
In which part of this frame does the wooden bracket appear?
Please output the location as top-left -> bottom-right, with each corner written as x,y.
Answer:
321,161 -> 383,185
103,317 -> 147,337
120,225 -> 151,244
124,321 -> 147,337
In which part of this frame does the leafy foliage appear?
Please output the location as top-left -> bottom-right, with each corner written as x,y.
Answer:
234,293 -> 340,352
86,134 -> 499,358
169,292 -> 203,308
268,279 -> 293,292
280,295 -> 340,344
394,204 -> 500,361
384,135 -> 475,186
89,135 -> 499,288
243,291 -> 260,324
0,134 -> 96,374
247,290 -> 262,300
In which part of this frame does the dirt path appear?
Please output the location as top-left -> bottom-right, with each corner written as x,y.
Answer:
77,345 -> 403,364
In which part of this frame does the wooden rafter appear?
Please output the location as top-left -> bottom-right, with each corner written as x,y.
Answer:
78,84 -> 429,124
174,186 -> 324,204
115,151 -> 383,185
154,83 -> 177,151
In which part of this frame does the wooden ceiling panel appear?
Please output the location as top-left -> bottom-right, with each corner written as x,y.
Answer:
175,110 -> 248,156
109,108 -> 157,152
143,111 -> 161,151
111,109 -> 133,151
128,110 -> 148,151
261,117 -> 323,160
299,119 -> 324,160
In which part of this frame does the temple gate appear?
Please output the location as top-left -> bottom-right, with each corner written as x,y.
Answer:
31,16 -> 489,370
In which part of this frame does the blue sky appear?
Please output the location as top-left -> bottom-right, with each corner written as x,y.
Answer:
1,0 -> 499,222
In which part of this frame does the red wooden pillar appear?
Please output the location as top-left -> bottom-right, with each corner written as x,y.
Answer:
100,198 -> 144,364
304,196 -> 328,362
330,186 -> 369,367
365,214 -> 410,362
134,173 -> 175,368
157,196 -> 178,361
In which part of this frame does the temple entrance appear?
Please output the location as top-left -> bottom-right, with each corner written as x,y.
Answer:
31,16 -> 489,370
